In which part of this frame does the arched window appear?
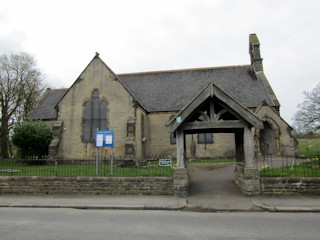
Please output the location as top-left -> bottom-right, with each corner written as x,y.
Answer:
83,102 -> 92,141
100,101 -> 107,131
82,90 -> 108,142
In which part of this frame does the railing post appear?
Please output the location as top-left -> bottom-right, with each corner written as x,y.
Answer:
55,160 -> 58,176
11,158 -> 14,176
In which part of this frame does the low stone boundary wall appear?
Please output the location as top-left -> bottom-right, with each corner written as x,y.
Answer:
234,163 -> 260,196
0,176 -> 173,195
173,168 -> 189,197
261,177 -> 320,194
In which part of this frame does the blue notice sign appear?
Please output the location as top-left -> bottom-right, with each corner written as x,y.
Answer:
95,130 -> 114,147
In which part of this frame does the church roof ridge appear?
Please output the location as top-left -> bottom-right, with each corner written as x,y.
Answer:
117,65 -> 251,76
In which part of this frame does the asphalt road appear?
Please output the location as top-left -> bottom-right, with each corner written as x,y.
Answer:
1,208 -> 319,240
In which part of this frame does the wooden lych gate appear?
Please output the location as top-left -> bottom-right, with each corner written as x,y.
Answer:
167,82 -> 264,196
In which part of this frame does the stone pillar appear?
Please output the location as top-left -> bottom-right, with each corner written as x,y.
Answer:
239,127 -> 261,195
176,129 -> 185,168
173,129 -> 188,197
254,129 -> 262,160
173,168 -> 189,197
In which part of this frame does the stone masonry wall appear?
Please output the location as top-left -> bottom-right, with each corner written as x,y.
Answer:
134,108 -> 147,160
261,177 -> 320,194
234,163 -> 261,196
146,112 -> 177,158
0,176 -> 173,195
255,106 -> 297,156
146,112 -> 236,159
57,57 -> 136,159
185,133 -> 236,158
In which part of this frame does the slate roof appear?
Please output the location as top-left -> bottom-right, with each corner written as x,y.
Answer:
28,89 -> 68,120
29,64 -> 279,119
118,65 -> 278,113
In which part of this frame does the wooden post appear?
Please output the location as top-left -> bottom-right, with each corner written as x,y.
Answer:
235,131 -> 244,163
243,127 -> 254,168
176,129 -> 185,168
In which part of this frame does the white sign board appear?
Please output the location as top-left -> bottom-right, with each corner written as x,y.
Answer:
159,159 -> 172,167
105,135 -> 113,145
95,130 -> 114,147
96,134 -> 104,147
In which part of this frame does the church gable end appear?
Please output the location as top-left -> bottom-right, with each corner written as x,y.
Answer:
57,54 -> 137,159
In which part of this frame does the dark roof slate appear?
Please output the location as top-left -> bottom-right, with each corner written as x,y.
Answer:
28,89 -> 67,120
29,64 -> 279,120
119,65 -> 277,112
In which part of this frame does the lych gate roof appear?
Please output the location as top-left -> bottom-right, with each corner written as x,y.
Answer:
167,81 -> 264,133
28,89 -> 68,120
118,65 -> 278,113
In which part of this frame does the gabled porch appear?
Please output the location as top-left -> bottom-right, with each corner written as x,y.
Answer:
167,82 -> 264,196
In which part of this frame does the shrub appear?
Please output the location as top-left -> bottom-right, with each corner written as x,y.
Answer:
11,121 -> 52,158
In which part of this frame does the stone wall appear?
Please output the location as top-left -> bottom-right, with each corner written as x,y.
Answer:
134,108 -> 147,161
146,112 -> 236,159
57,56 -> 136,159
173,168 -> 189,197
234,163 -> 261,196
255,105 -> 297,156
185,133 -> 236,158
0,176 -> 173,195
261,177 -> 320,194
146,112 -> 177,158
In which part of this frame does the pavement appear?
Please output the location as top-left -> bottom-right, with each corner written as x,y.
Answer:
1,163 -> 320,212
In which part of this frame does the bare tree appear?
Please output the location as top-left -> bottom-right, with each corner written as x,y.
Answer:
0,52 -> 46,158
294,83 -> 320,134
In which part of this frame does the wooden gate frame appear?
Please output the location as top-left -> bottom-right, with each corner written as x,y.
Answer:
167,82 -> 264,196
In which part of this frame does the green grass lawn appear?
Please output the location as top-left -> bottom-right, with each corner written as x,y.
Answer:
0,158 -> 236,177
298,139 -> 320,157
259,159 -> 320,177
259,138 -> 320,177
0,160 -> 174,177
188,158 -> 236,164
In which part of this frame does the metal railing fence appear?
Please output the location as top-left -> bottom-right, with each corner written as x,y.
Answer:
0,157 -> 174,177
257,155 -> 320,177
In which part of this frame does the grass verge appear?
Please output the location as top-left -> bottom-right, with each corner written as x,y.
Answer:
259,159 -> 320,177
0,160 -> 174,177
188,158 -> 236,164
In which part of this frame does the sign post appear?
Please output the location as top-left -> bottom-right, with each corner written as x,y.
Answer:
95,130 -> 114,176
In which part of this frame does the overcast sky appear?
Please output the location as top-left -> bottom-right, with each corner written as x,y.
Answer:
1,0 -> 319,125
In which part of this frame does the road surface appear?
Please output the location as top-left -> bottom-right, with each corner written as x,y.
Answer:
0,208 -> 319,240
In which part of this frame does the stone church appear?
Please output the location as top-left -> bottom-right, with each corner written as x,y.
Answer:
29,34 -> 297,161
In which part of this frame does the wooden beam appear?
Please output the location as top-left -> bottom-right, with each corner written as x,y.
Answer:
167,86 -> 211,133
180,120 -> 247,131
243,127 -> 254,168
209,101 -> 215,121
176,129 -> 185,168
167,82 -> 264,133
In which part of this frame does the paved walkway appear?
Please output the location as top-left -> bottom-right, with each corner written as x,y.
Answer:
1,163 -> 320,212
187,163 -> 255,211
186,163 -> 320,212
